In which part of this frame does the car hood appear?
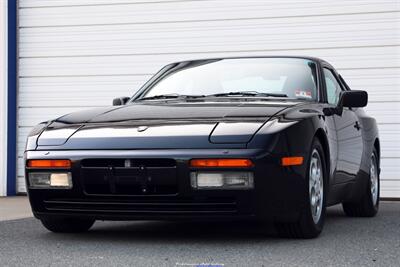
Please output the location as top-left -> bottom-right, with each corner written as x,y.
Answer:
35,100 -> 302,150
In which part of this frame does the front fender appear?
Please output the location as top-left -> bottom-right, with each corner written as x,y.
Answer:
248,115 -> 324,154
248,112 -> 337,186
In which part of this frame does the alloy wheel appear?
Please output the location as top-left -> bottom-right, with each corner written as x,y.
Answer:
309,149 -> 324,224
370,154 -> 379,206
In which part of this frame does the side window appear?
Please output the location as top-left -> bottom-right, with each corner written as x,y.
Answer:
323,68 -> 343,105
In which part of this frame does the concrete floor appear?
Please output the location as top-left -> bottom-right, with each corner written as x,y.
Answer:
0,199 -> 399,266
0,196 -> 33,221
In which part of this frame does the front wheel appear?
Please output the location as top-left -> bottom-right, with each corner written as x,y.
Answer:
342,148 -> 380,217
275,138 -> 327,238
40,217 -> 95,233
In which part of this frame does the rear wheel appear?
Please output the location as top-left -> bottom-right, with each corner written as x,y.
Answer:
342,148 -> 379,217
275,138 -> 327,238
40,217 -> 95,233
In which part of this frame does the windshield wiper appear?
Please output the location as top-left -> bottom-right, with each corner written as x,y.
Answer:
138,94 -> 205,101
138,91 -> 287,101
206,91 -> 288,98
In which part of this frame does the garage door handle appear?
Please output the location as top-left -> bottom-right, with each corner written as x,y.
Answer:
354,121 -> 361,131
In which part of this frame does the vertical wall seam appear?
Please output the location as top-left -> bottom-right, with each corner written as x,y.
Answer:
6,0 -> 17,196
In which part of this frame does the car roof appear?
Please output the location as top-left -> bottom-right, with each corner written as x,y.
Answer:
169,55 -> 331,66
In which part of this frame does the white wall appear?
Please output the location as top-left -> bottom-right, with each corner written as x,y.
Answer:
16,0 -> 400,197
0,0 -> 8,196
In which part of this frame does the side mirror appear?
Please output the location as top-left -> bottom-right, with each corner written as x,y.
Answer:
339,90 -> 368,108
113,97 -> 130,106
323,90 -> 368,116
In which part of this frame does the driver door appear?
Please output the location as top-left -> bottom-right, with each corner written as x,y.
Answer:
323,68 -> 363,184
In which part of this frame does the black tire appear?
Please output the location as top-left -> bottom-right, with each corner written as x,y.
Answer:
40,217 -> 95,233
275,138 -> 327,239
342,148 -> 380,217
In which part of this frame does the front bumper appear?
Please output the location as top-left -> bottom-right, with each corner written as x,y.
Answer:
25,149 -> 308,222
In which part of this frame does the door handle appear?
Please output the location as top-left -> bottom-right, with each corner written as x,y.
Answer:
354,121 -> 361,131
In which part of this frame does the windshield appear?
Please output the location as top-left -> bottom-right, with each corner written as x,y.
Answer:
141,58 -> 318,101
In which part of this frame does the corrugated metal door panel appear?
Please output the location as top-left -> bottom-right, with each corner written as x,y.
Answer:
18,76 -> 151,107
17,0 -> 400,197
380,179 -> 400,198
18,0 -> 400,9
18,71 -> 399,107
18,46 -> 400,77
379,124 -> 400,159
365,102 -> 400,124
18,1 -> 398,27
19,0 -> 182,8
19,12 -> 399,57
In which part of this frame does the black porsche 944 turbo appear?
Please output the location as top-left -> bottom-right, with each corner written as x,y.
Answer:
25,56 -> 380,238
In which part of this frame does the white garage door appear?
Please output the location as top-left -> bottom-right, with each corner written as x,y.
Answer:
17,0 -> 400,197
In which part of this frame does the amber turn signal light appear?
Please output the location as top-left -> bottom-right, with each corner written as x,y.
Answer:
281,156 -> 304,166
190,158 -> 254,168
27,159 -> 72,168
